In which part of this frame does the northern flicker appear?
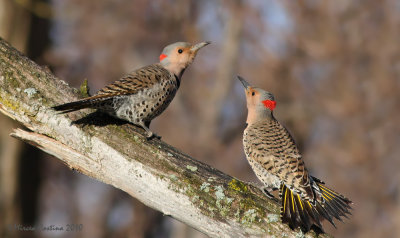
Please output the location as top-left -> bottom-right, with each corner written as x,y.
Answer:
52,42 -> 210,138
238,76 -> 352,232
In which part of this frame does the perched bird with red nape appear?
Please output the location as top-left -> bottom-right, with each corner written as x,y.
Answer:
238,76 -> 352,232
53,41 -> 210,138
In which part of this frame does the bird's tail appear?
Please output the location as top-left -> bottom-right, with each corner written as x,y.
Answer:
52,94 -> 113,113
52,99 -> 94,113
279,177 -> 352,232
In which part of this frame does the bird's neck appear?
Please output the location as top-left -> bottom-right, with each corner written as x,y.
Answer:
246,108 -> 274,125
163,63 -> 186,80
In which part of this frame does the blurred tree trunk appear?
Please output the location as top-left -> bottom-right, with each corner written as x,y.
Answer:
0,1 -> 31,237
202,0 -> 243,133
197,0 -> 244,166
0,116 -> 22,237
0,0 -> 31,51
0,38 -> 330,238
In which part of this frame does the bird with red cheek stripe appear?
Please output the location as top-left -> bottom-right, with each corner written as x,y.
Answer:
237,76 -> 352,233
52,41 -> 210,139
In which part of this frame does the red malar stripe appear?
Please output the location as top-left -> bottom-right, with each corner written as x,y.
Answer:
262,100 -> 276,111
159,54 -> 167,61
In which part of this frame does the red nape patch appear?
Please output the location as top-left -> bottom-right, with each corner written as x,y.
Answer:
159,54 -> 167,61
262,100 -> 276,111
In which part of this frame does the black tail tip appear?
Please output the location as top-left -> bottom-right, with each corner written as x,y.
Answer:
279,183 -> 352,233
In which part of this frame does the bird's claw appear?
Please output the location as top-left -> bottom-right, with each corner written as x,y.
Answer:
146,131 -> 161,140
262,187 -> 279,202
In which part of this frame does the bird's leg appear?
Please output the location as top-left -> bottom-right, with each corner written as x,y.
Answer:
262,186 -> 279,202
138,121 -> 161,139
248,182 -> 279,202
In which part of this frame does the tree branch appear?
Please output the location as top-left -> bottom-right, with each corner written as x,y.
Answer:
0,38 -> 328,238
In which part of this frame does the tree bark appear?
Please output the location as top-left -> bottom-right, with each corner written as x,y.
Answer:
0,38 -> 329,238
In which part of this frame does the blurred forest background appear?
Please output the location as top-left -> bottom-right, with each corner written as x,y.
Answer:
1,0 -> 399,237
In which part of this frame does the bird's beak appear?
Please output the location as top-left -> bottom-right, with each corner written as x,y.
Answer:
191,41 -> 210,53
237,75 -> 251,89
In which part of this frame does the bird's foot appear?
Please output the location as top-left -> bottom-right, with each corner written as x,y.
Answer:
145,131 -> 161,140
262,186 -> 279,202
138,122 -> 161,140
247,182 -> 279,202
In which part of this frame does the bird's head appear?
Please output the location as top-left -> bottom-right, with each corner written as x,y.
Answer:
159,41 -> 210,78
237,76 -> 276,124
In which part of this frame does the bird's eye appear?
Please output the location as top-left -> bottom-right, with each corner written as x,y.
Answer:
251,92 -> 255,96
178,49 -> 183,54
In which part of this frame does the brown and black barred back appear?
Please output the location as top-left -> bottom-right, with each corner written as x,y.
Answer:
243,117 -> 352,232
52,64 -> 175,113
243,118 -> 313,199
52,63 -> 179,138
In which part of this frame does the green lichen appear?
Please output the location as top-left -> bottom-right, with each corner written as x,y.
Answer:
267,214 -> 279,223
214,185 -> 234,217
208,177 -> 216,182
169,174 -> 178,181
200,182 -> 210,192
295,231 -> 305,238
241,209 -> 257,225
178,175 -> 221,219
174,173 -> 267,227
157,157 -> 180,177
3,70 -> 19,88
0,92 -> 23,114
207,207 -> 216,217
226,197 -> 234,204
186,165 -> 198,172
236,199 -> 266,226
109,125 -> 143,145
192,195 -> 200,203
24,88 -> 37,98
225,179 -> 270,227
228,178 -> 249,193
151,154 -> 270,229
80,79 -> 90,97
215,185 -> 226,200
234,209 -> 240,219
148,161 -> 279,234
